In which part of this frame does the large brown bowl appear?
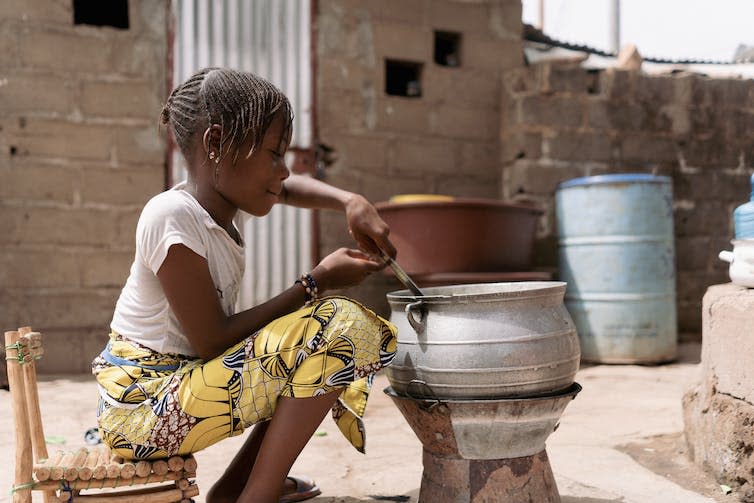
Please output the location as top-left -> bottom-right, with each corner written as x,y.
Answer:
375,197 -> 543,274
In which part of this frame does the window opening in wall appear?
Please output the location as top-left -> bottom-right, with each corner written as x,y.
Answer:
385,59 -> 423,98
73,0 -> 129,29
434,30 -> 461,67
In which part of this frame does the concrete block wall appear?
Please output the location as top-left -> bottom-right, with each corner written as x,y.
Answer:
315,0 -> 525,314
500,61 -> 754,338
0,0 -> 168,373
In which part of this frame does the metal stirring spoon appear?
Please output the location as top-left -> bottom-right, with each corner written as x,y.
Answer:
380,251 -> 425,297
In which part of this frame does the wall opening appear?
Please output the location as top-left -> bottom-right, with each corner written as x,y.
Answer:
385,59 -> 423,97
434,30 -> 462,67
73,0 -> 129,29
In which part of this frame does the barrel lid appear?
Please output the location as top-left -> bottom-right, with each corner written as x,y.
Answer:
557,173 -> 671,190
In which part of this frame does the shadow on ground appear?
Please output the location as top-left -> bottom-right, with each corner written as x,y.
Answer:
618,432 -> 728,502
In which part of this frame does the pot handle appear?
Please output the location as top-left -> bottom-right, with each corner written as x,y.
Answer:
405,301 -> 427,334
719,250 -> 734,263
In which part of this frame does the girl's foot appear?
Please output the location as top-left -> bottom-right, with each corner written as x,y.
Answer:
280,475 -> 321,502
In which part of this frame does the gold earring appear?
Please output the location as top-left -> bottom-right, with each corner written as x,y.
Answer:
214,156 -> 220,164
209,151 -> 216,160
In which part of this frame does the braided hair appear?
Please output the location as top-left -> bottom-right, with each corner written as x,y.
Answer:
160,67 -> 294,166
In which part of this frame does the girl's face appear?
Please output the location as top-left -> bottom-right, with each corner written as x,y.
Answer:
217,111 -> 291,217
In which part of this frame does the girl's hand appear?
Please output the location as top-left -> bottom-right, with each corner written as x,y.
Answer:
344,194 -> 397,258
311,248 -> 384,293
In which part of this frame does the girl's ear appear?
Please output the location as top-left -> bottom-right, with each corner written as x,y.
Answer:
202,124 -> 223,153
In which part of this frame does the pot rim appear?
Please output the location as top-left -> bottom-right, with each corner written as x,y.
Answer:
386,281 -> 567,304
375,197 -> 543,215
383,382 -> 582,404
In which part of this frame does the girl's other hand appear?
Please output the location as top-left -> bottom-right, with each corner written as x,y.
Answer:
344,194 -> 397,258
311,248 -> 384,293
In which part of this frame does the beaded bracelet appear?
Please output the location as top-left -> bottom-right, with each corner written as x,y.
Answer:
295,272 -> 319,306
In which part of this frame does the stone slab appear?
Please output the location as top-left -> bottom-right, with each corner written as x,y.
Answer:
701,283 -> 754,403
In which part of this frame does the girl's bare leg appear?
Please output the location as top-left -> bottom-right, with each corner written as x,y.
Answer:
237,391 -> 341,503
206,421 -> 270,503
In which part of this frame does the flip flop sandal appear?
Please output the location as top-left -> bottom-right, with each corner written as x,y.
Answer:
279,475 -> 321,503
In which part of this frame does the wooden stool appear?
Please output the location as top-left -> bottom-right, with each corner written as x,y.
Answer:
5,327 -> 199,503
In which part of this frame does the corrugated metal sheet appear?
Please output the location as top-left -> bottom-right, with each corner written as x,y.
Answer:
171,0 -> 313,309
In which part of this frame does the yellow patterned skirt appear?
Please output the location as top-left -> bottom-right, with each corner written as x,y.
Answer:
92,297 -> 397,460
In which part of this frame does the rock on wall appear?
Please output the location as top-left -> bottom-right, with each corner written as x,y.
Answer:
683,283 -> 754,500
501,61 -> 754,339
0,0 -> 168,373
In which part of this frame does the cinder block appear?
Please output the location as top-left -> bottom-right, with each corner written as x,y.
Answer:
319,89 -> 374,133
428,1 -> 489,34
429,104 -> 498,140
464,37 -> 523,70
0,73 -> 75,114
81,251 -> 132,288
318,59 -> 376,91
1,289 -> 118,330
0,206 -> 120,246
18,28 -> 110,72
459,140 -> 499,174
675,236 -> 715,271
0,162 -> 76,204
35,328 -> 106,374
368,0 -> 426,24
81,80 -> 158,119
128,0 -> 168,39
331,134 -> 389,170
600,68 -> 636,102
683,284 -> 754,493
373,22 -> 430,61
374,97 -> 431,135
520,96 -> 582,129
506,160 -> 586,196
489,0 -> 524,40
423,67 -> 499,107
435,172 -> 500,199
115,126 -> 166,164
701,284 -> 754,402
635,75 -> 676,104
0,0 -> 70,23
587,99 -> 646,131
0,20 -> 18,67
548,64 -> 590,94
619,134 -> 677,163
388,136 -> 458,174
674,201 -> 728,237
547,132 -> 615,162
109,38 -> 167,81
0,249 -> 80,288
79,167 -> 162,206
344,169 -> 432,204
115,209 -> 142,247
7,118 -> 112,160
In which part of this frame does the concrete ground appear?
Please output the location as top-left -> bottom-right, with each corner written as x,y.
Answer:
0,343 -> 736,503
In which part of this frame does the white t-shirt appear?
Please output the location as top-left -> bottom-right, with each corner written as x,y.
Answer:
111,182 -> 245,357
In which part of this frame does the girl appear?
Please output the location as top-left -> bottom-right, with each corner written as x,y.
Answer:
92,67 -> 398,503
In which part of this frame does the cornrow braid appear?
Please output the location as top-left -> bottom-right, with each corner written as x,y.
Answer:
160,67 -> 293,166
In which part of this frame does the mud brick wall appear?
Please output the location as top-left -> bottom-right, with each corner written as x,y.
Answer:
315,0 -> 525,314
500,61 -> 754,339
0,0 -> 168,373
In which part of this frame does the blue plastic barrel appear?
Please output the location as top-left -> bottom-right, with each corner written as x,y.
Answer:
555,174 -> 677,363
734,173 -> 754,239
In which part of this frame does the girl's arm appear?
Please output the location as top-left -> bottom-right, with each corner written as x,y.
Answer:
157,243 -> 381,361
281,174 -> 396,258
